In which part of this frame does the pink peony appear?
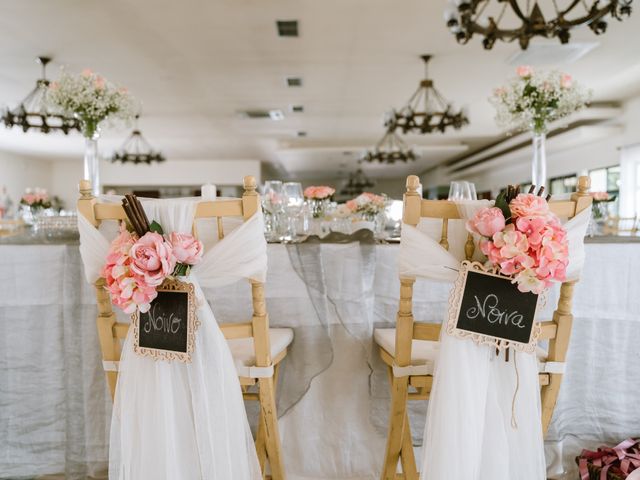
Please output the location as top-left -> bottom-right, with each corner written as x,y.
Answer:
345,199 -> 358,212
561,74 -> 573,89
170,232 -> 203,265
516,65 -> 533,77
129,232 -> 175,287
466,207 -> 506,238
510,193 -> 549,218
591,191 -> 610,201
81,68 -> 93,77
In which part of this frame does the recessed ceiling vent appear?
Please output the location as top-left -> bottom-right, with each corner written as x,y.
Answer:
286,77 -> 302,87
277,20 -> 298,37
507,42 -> 599,65
237,109 -> 285,120
291,105 -> 304,113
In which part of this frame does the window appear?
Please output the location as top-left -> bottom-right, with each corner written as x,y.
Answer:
589,165 -> 620,216
549,174 -> 578,195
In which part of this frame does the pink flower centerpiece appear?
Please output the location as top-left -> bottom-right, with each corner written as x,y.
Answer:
102,220 -> 203,313
466,191 -> 569,294
20,187 -> 51,209
345,192 -> 387,217
304,185 -> 336,219
303,186 -> 335,200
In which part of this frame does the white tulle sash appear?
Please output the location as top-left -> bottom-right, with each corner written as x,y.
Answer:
78,197 -> 265,480
396,203 -> 591,480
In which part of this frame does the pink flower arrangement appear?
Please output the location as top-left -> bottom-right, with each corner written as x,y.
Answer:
102,222 -> 203,313
304,185 -> 335,200
516,65 -> 533,78
467,193 -> 569,294
20,187 -> 51,209
345,192 -> 387,215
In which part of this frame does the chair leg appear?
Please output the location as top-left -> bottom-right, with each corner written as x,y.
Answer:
259,376 -> 285,480
381,375 -> 410,480
255,409 -> 268,477
541,373 -> 563,436
399,412 -> 418,480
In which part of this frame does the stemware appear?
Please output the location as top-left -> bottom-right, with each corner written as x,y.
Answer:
282,182 -> 304,241
448,181 -> 477,201
262,181 -> 284,241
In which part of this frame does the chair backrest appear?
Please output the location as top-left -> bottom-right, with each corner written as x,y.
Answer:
77,176 -> 271,398
395,175 -> 592,432
603,215 -> 638,235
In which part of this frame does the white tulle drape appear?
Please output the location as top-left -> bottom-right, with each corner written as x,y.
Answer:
397,202 -> 591,480
78,197 -> 264,480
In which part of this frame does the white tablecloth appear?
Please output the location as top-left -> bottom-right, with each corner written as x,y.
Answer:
1,242 -> 639,479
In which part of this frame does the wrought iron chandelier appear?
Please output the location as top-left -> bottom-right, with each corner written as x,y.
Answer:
360,129 -> 417,164
384,55 -> 469,135
340,169 -> 375,196
1,56 -> 79,134
444,0 -> 633,50
111,116 -> 166,164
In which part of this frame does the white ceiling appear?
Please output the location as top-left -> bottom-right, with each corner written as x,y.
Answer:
1,0 -> 639,181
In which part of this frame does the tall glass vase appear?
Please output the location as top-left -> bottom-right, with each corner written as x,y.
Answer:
84,132 -> 101,197
531,131 -> 547,188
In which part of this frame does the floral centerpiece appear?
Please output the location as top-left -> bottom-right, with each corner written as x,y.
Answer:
490,66 -> 590,187
20,187 -> 52,210
102,197 -> 203,314
47,68 -> 136,196
304,185 -> 335,218
466,187 -> 569,294
346,192 -> 387,217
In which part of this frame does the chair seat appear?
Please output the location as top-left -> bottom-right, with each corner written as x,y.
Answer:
374,328 -> 439,376
227,327 -> 294,378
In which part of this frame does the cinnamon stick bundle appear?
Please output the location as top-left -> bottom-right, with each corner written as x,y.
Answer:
122,194 -> 151,237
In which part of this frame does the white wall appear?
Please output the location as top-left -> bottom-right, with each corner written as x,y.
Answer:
0,151 -> 53,212
51,158 -> 262,209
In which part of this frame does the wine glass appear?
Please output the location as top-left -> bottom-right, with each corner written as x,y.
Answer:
262,181 -> 284,241
282,182 -> 304,241
448,181 -> 463,200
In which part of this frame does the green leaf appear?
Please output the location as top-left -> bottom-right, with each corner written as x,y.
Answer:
495,191 -> 512,224
149,220 -> 164,234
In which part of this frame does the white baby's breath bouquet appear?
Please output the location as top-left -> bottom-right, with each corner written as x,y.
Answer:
490,66 -> 590,135
47,68 -> 136,138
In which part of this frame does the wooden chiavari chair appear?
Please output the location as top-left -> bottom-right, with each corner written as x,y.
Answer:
602,215 -> 638,235
77,175 -> 290,480
374,174 -> 592,480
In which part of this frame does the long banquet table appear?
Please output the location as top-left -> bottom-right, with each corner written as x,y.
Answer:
1,239 -> 639,480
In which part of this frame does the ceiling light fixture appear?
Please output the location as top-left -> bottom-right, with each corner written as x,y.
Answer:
1,56 -> 79,134
360,129 -> 417,164
340,168 -> 375,196
277,20 -> 299,37
286,77 -> 303,87
385,55 -> 469,135
111,115 -> 166,165
444,0 -> 633,50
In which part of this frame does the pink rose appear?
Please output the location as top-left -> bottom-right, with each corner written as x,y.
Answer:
346,199 -> 358,212
591,191 -> 609,201
170,232 -> 203,265
516,65 -> 533,77
129,232 -> 175,286
466,207 -> 506,238
81,68 -> 93,77
509,193 -> 549,219
561,74 -> 573,89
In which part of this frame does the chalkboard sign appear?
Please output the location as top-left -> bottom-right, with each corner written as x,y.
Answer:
446,261 -> 543,353
132,279 -> 199,362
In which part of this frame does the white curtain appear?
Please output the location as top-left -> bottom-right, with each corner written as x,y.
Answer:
619,144 -> 640,217
78,197 -> 264,480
